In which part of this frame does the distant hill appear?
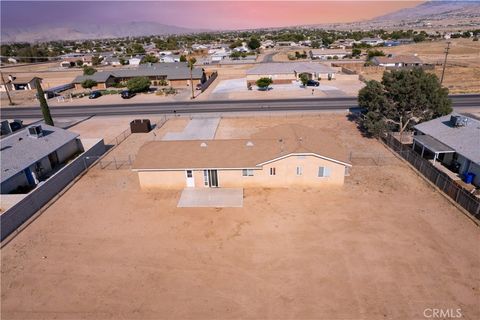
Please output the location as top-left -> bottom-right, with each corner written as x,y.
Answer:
1,21 -> 200,43
372,0 -> 480,22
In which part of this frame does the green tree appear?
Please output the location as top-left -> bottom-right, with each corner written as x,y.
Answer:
91,55 -> 103,66
81,79 -> 97,89
75,59 -> 84,67
127,77 -> 150,93
367,49 -> 385,60
299,74 -> 309,87
83,66 -> 97,75
247,37 -> 261,50
179,55 -> 187,62
352,48 -> 361,57
188,57 -> 197,99
358,69 -> 452,137
256,77 -> 273,89
35,79 -> 54,126
311,41 -> 321,49
141,55 -> 159,64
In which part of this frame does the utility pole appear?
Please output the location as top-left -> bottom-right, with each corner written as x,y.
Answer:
440,41 -> 451,85
0,72 -> 14,105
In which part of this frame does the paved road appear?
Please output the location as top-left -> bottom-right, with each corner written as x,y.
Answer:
1,95 -> 479,119
261,52 -> 276,63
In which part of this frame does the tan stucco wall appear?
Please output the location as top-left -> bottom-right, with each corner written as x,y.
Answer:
136,155 -> 348,189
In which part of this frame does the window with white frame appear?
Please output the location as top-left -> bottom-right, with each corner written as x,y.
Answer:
296,166 -> 303,176
242,169 -> 254,176
318,166 -> 331,177
270,167 -> 276,176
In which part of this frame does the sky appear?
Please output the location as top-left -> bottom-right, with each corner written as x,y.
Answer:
1,1 -> 423,30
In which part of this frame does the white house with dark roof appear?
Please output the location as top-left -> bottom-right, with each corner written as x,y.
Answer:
413,114 -> 480,186
0,124 -> 84,194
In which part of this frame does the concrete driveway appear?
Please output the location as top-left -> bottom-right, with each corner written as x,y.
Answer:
162,117 -> 220,140
177,188 -> 244,208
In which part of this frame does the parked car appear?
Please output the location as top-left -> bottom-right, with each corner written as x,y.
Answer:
121,90 -> 136,99
88,91 -> 102,99
306,80 -> 320,87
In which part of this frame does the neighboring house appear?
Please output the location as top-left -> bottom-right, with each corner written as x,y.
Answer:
71,73 -> 117,90
210,51 -> 229,62
246,62 -> 336,85
160,55 -> 180,63
261,40 -> 275,49
329,39 -> 356,49
360,38 -> 384,46
0,124 -> 84,194
102,57 -> 121,66
413,114 -> 480,186
7,57 -> 18,64
276,41 -> 297,47
132,124 -> 351,189
0,75 -> 42,91
309,49 -> 349,60
371,55 -> 424,68
128,56 -> 143,66
71,62 -> 204,89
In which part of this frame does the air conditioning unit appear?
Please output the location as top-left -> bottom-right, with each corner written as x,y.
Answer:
450,115 -> 468,127
28,125 -> 43,138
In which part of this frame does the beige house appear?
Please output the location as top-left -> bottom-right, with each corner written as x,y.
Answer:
132,125 -> 351,189
246,62 -> 336,86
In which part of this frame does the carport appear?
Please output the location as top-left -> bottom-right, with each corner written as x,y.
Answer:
412,134 -> 455,164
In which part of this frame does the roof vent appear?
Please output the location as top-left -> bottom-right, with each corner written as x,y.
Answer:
200,142 -> 207,147
28,125 -> 43,138
246,141 -> 254,147
450,115 -> 468,127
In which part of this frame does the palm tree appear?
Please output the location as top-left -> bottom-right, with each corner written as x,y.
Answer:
188,57 -> 197,99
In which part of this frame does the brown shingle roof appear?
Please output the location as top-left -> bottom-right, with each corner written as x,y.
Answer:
132,124 -> 350,170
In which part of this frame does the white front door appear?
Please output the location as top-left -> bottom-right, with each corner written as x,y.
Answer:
185,170 -> 195,187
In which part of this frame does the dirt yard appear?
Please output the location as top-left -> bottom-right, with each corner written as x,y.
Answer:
360,38 -> 480,94
1,114 -> 479,320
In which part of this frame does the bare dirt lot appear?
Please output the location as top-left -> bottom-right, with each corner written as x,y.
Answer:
1,114 -> 479,319
361,38 -> 480,94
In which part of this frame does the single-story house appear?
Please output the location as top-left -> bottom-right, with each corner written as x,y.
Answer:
132,124 -> 351,189
1,124 -> 84,194
72,73 -> 117,90
128,56 -> 143,66
246,62 -> 336,85
0,75 -> 42,92
71,62 -> 204,89
371,55 -> 424,68
360,38 -> 384,46
329,39 -> 357,49
160,55 -> 180,63
413,114 -> 480,186
309,49 -> 349,60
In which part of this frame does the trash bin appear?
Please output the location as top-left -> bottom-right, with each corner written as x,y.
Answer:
464,172 -> 476,184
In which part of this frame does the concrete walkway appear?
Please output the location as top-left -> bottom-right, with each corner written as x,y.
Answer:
177,188 -> 244,208
163,117 -> 220,140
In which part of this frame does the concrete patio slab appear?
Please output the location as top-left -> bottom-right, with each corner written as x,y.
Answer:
163,117 -> 220,140
177,188 -> 244,208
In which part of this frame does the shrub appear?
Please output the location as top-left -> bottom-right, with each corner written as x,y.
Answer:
81,79 -> 97,89
256,77 -> 273,89
83,66 -> 97,75
127,77 -> 150,93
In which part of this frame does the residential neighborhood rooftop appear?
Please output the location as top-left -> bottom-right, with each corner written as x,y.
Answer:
414,114 -> 480,164
133,124 -> 350,170
0,124 -> 79,183
246,62 -> 335,75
